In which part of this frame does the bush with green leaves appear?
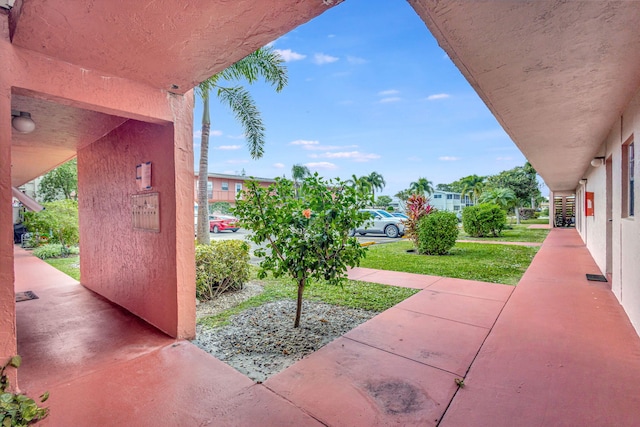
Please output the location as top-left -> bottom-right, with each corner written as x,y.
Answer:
1,356 -> 49,426
209,202 -> 232,215
416,211 -> 459,255
33,244 -> 79,260
195,240 -> 250,300
462,203 -> 507,237
404,193 -> 435,247
233,174 -> 372,327
23,200 -> 79,252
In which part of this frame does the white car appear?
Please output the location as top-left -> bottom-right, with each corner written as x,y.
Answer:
351,209 -> 405,238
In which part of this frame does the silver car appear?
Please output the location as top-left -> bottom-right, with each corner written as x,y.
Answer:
351,209 -> 405,238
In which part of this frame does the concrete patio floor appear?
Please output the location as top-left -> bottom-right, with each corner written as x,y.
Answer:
12,228 -> 640,426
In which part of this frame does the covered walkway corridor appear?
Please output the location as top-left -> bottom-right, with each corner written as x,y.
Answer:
14,228 -> 640,426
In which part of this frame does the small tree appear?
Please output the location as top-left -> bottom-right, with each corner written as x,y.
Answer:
404,193 -> 434,247
209,202 -> 232,215
23,200 -> 79,254
234,174 -> 372,327
38,158 -> 77,202
376,195 -> 393,209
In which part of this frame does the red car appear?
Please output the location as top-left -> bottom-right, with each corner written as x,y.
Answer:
209,215 -> 240,233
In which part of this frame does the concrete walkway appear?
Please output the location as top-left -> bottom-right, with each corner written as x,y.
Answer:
12,228 -> 640,426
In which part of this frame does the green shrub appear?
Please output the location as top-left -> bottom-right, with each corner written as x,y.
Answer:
23,200 -> 79,248
462,203 -> 506,237
210,202 -> 232,215
541,207 -> 550,216
416,211 -> 459,255
33,244 -> 79,259
1,355 -> 49,426
195,240 -> 250,300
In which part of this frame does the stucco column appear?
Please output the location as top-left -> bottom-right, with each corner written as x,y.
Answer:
0,12 -> 17,386
169,90 -> 196,339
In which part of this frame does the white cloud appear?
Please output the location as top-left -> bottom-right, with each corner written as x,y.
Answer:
347,55 -> 367,65
328,34 -> 336,38
215,145 -> 241,150
305,161 -> 338,170
496,156 -> 513,161
309,151 -> 380,162
211,130 -> 223,137
304,144 -> 358,151
427,93 -> 451,100
313,53 -> 339,65
378,89 -> 399,96
407,156 -> 422,162
226,159 -> 249,164
439,156 -> 460,161
227,134 -> 245,140
193,130 -> 202,138
274,49 -> 306,62
290,139 -> 320,146
379,97 -> 402,104
273,163 -> 285,169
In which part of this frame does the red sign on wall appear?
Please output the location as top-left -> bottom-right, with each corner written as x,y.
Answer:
585,192 -> 594,216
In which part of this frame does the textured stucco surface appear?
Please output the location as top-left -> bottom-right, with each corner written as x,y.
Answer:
409,0 -> 640,191
78,116 -> 194,338
10,0 -> 334,94
0,12 -> 17,388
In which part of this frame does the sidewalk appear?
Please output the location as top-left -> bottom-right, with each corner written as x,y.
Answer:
13,228 -> 640,425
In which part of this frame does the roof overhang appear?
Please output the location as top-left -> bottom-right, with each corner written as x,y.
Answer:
410,0 -> 640,191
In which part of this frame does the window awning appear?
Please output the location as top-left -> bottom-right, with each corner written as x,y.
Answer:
12,187 -> 44,212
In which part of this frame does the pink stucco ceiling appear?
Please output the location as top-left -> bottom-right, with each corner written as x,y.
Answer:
10,0 -> 333,94
410,0 -> 640,191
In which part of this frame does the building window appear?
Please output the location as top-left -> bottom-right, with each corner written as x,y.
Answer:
433,194 -> 442,199
207,182 -> 213,200
221,182 -> 229,191
235,183 -> 242,195
623,140 -> 635,217
453,194 -> 460,200
446,194 -> 453,199
453,205 -> 460,211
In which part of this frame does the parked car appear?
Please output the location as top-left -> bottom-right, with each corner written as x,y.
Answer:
391,212 -> 408,219
351,209 -> 405,238
209,215 -> 240,233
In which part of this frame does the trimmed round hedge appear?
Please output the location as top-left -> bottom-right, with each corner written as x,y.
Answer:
416,211 -> 459,255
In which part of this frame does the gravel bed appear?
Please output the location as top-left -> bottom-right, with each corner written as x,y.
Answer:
195,282 -> 264,319
193,299 -> 378,382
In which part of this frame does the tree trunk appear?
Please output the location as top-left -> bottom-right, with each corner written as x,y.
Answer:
515,206 -> 521,225
197,91 -> 211,245
294,279 -> 305,328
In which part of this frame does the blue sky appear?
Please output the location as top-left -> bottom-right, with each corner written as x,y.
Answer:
193,0 -> 537,197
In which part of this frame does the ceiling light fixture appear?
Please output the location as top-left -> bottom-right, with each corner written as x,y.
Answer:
11,111 -> 36,134
579,178 -> 587,185
590,156 -> 605,167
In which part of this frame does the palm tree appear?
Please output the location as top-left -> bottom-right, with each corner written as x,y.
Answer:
195,47 -> 287,244
364,171 -> 386,199
459,174 -> 485,206
291,164 -> 311,198
478,187 -> 517,211
409,177 -> 434,197
346,174 -> 372,205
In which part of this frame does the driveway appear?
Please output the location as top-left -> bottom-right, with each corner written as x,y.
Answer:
209,229 -> 402,265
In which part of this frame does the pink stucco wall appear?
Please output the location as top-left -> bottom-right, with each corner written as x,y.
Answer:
0,11 -> 17,387
78,115 -> 195,339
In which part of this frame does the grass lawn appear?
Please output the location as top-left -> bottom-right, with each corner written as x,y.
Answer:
360,240 -> 538,285
198,271 -> 419,328
44,255 -> 80,281
458,223 -> 550,243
